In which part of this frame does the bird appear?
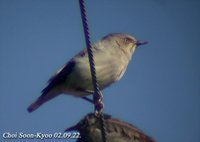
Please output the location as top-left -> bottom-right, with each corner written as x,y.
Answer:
27,33 -> 148,112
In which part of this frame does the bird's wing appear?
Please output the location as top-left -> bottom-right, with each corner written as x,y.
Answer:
41,60 -> 76,96
27,50 -> 90,112
27,59 -> 78,113
41,47 -> 91,96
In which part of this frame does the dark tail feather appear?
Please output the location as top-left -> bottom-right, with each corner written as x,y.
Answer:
27,98 -> 44,113
27,89 -> 60,113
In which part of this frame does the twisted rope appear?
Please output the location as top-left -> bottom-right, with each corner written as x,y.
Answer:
79,0 -> 107,141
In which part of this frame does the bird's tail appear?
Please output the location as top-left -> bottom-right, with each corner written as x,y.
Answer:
27,98 -> 44,113
27,89 -> 60,113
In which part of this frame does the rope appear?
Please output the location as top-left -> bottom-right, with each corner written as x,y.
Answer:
78,0 -> 107,141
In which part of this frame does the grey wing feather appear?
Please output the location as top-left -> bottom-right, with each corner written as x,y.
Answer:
27,60 -> 76,113
41,60 -> 76,96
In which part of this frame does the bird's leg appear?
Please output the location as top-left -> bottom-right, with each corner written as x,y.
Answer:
76,88 -> 94,104
81,96 -> 94,104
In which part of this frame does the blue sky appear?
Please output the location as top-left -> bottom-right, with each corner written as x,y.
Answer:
0,0 -> 200,142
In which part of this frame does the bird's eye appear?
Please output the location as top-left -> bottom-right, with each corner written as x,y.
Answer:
124,38 -> 133,44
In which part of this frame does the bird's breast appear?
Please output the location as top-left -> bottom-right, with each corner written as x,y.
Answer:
65,47 -> 130,94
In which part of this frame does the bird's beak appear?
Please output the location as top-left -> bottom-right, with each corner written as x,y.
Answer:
136,40 -> 148,46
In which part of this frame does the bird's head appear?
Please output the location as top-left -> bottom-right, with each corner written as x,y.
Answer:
102,33 -> 148,59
